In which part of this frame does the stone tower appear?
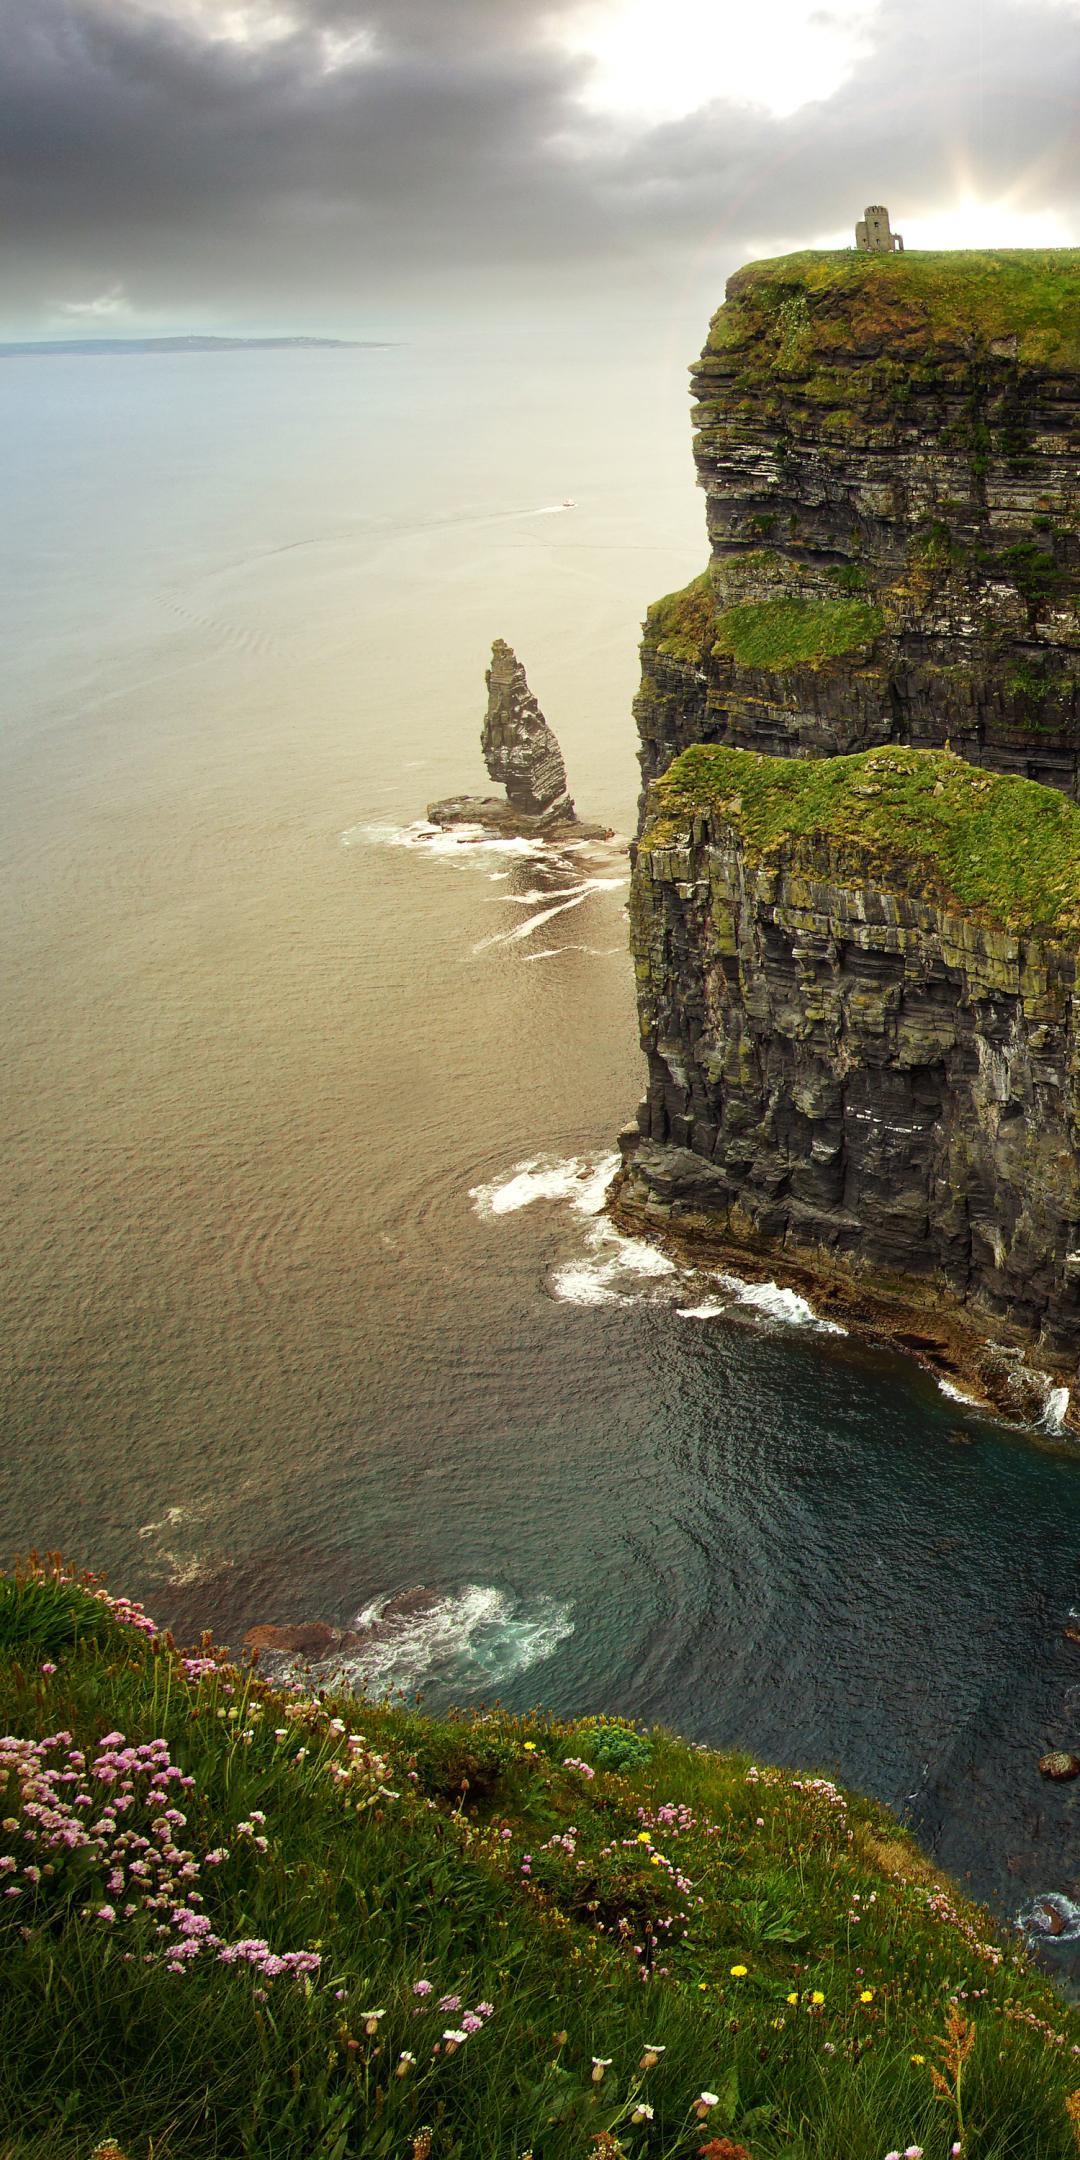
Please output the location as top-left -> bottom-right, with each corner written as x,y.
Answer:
855,205 -> 903,253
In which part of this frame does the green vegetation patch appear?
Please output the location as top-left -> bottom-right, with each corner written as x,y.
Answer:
2,1557 -> 1079,2158
705,249 -> 1080,376
712,596 -> 883,671
645,743 -> 1080,934
642,569 -> 715,663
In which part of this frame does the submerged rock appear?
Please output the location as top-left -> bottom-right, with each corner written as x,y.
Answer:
428,640 -> 612,842
1038,1750 -> 1080,1780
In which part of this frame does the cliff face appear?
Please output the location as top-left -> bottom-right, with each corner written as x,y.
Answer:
636,252 -> 1080,805
622,743 -> 1080,1376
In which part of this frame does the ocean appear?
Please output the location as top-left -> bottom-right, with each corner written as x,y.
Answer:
2,332 -> 1079,1969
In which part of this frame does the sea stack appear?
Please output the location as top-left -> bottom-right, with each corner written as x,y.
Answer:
481,639 -> 575,821
428,640 -> 612,841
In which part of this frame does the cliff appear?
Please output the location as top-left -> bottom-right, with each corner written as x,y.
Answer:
636,252 -> 1080,805
4,1556 -> 1079,2156
621,741 -> 1080,1406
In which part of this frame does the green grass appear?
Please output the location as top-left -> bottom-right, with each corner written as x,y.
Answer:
1,1558 -> 1079,2159
642,571 -> 714,663
704,250 -> 1080,374
711,598 -> 883,670
643,743 -> 1080,935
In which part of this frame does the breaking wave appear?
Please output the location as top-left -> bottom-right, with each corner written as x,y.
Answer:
938,1378 -> 981,1407
340,1584 -> 574,1696
714,1274 -> 847,1334
1040,1385 -> 1071,1435
549,1228 -> 679,1307
470,1154 -> 619,1220
1017,1892 -> 1080,1944
342,818 -> 560,862
471,1153 -> 848,1332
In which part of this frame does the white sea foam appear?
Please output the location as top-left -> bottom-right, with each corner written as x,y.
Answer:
549,1224 -> 679,1306
1041,1384 -> 1072,1434
471,876 -> 627,954
339,1583 -> 574,1694
470,1153 -> 619,1221
938,1377 -> 980,1407
343,818 -> 557,861
716,1273 -> 847,1335
138,1504 -> 203,1538
474,1153 -> 850,1326
1018,1891 -> 1080,1943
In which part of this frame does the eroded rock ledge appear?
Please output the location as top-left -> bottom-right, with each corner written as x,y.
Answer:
620,742 -> 1080,1415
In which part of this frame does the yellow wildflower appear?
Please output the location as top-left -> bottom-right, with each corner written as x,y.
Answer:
730,1964 -> 748,1977
811,1991 -> 825,2006
787,1992 -> 799,2005
911,2052 -> 926,2065
860,1989 -> 874,2003
523,1742 -> 537,1752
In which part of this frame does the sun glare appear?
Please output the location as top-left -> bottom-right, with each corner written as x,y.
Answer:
903,197 -> 1076,251
555,0 -> 880,123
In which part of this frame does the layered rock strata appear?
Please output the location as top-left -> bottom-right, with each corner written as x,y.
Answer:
430,639 -> 612,842
620,742 -> 1080,1398
636,251 -> 1080,806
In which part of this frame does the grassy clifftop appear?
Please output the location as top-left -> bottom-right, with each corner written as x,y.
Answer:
1,1558 -> 1079,2158
705,250 -> 1080,373
644,744 -> 1080,934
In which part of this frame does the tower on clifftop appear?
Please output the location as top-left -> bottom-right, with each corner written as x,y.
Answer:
855,205 -> 903,252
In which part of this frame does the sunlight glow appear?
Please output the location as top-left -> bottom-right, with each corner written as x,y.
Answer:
903,196 -> 1076,251
554,0 -> 880,122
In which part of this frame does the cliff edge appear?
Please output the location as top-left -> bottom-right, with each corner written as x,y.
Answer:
636,251 -> 1080,806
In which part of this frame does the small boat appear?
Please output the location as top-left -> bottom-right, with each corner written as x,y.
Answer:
562,497 -> 576,508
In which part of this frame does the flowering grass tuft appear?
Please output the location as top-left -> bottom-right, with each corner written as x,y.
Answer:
0,1558 -> 1077,2157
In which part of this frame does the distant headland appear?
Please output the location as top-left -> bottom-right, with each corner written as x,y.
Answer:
0,335 -> 390,359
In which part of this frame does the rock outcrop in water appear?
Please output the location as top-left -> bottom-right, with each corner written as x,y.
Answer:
619,251 -> 1080,1417
429,640 -> 612,842
635,252 -> 1080,808
482,639 -> 574,819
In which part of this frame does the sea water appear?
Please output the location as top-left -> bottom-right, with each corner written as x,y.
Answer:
2,333 -> 1079,1969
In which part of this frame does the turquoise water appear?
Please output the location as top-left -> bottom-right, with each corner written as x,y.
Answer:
1,337 -> 1079,1969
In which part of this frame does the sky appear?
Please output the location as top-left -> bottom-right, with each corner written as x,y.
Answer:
2,0 -> 1079,340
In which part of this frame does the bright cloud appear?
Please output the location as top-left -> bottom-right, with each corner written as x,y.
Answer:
903,196 -> 1076,250
555,0 -> 881,121
57,284 -> 132,319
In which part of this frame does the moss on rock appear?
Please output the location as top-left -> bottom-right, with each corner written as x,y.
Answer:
712,595 -> 884,670
705,248 -> 1080,375
644,742 -> 1080,933
642,569 -> 714,662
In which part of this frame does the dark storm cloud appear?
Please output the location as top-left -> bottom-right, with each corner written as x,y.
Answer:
1,0 -> 1078,330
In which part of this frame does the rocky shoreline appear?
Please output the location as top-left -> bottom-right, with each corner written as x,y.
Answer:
609,1152 -> 1076,1436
